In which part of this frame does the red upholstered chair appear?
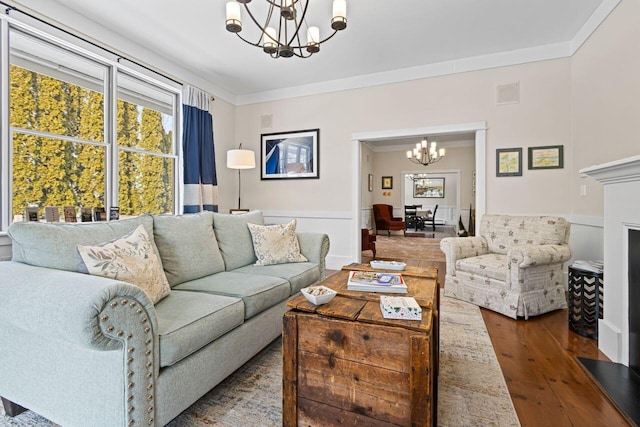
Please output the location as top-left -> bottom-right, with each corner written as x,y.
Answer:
361,228 -> 376,256
372,204 -> 406,236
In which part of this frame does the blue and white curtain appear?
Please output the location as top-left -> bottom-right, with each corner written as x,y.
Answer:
182,86 -> 218,213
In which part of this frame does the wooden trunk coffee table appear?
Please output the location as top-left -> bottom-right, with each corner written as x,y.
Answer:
283,263 -> 439,426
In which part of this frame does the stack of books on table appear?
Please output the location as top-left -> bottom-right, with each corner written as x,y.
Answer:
347,270 -> 407,294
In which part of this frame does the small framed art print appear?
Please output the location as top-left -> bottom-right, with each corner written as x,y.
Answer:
496,148 -> 522,177
528,145 -> 563,170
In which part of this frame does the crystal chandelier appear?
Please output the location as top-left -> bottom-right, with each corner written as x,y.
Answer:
406,137 -> 446,167
225,0 -> 347,59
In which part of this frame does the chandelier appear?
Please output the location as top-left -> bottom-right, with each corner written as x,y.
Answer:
225,0 -> 347,59
406,137 -> 446,167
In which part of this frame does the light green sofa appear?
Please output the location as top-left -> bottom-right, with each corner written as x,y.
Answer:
0,210 -> 329,426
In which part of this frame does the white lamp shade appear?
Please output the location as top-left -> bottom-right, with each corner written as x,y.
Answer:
226,2 -> 241,22
227,149 -> 255,169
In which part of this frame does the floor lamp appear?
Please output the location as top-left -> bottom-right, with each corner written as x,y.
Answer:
226,144 -> 256,210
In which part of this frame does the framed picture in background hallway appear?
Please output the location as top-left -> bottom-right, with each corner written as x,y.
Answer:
414,177 -> 445,198
260,129 -> 319,180
382,176 -> 393,189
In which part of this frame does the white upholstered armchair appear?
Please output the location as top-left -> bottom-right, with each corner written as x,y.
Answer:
440,214 -> 571,319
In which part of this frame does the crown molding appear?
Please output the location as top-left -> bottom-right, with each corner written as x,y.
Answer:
570,0 -> 621,55
236,42 -> 571,106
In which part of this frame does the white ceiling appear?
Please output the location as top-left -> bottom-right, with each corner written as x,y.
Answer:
7,0 -> 612,105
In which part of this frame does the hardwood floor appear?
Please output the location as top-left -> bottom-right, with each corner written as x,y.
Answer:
356,234 -> 631,426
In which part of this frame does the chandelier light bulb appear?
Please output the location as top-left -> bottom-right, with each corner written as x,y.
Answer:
262,27 -> 278,53
307,26 -> 320,53
439,148 -> 446,157
225,2 -> 242,33
332,0 -> 347,30
281,0 -> 296,20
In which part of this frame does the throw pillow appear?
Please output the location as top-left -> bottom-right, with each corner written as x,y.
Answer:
247,219 -> 308,266
77,224 -> 171,304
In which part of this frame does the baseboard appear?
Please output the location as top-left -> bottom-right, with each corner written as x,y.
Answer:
598,319 -> 623,364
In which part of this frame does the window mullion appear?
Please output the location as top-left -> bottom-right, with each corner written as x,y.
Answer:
1,19 -> 11,231
108,65 -> 117,213
9,127 -> 108,148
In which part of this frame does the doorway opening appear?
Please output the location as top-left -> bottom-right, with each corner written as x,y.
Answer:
351,121 -> 487,262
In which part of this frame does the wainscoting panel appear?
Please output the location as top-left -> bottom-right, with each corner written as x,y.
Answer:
263,210 -> 354,270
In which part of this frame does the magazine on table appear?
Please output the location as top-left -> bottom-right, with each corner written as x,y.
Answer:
347,270 -> 407,293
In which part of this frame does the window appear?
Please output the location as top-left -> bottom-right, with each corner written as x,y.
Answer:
1,24 -> 180,229
117,73 -> 177,216
9,29 -> 108,222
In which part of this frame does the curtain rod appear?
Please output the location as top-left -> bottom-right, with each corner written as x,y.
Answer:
1,2 -> 183,87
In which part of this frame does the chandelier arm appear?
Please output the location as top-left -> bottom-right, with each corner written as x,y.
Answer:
234,32 -> 263,48
242,2 -> 277,46
315,29 -> 339,45
264,0 -> 300,7
286,0 -> 309,46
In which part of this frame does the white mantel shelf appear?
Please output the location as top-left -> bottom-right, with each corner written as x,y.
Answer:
581,154 -> 640,365
580,154 -> 640,184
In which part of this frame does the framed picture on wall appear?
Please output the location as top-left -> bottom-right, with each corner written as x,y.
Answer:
260,129 -> 319,180
382,176 -> 393,189
414,177 -> 445,198
528,145 -> 563,169
496,148 -> 522,177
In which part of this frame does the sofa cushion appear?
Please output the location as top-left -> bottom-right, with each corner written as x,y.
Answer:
213,211 -> 264,270
154,290 -> 244,367
77,224 -> 171,304
247,219 -> 308,266
480,215 -> 569,255
153,212 -> 225,286
456,253 -> 509,283
8,215 -> 155,272
233,262 -> 321,295
173,271 -> 289,319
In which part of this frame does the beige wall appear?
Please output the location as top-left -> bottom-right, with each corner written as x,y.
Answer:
571,0 -> 640,216
230,58 -> 573,216
211,97 -> 238,212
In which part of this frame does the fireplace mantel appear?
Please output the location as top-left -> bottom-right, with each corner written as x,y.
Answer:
581,154 -> 640,185
581,154 -> 640,365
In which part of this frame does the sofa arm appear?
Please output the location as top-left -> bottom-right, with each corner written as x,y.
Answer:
0,261 -> 156,349
297,232 -> 330,278
509,244 -> 572,268
439,236 -> 489,275
0,261 -> 161,426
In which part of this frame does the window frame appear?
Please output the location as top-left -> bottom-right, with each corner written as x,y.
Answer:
0,18 -> 182,232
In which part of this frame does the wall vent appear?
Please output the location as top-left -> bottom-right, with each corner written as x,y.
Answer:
496,82 -> 520,105
261,114 -> 273,130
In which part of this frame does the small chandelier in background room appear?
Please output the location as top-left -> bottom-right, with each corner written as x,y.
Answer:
225,0 -> 347,59
407,137 -> 446,167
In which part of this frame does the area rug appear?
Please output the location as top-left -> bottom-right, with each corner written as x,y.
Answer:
0,297 -> 519,427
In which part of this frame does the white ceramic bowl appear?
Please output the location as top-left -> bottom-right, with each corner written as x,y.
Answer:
300,285 -> 337,305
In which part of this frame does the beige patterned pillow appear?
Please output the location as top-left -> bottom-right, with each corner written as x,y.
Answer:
77,224 -> 171,304
247,219 -> 308,266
